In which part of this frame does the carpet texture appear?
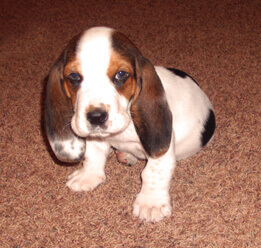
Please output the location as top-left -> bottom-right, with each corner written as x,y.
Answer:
1,0 -> 260,247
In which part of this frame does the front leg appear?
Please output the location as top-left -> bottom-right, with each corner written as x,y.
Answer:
66,140 -> 110,192
133,138 -> 176,222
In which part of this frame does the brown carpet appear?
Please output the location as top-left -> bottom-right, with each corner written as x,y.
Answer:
1,0 -> 260,247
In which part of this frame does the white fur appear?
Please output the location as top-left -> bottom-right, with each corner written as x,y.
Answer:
66,27 -> 214,222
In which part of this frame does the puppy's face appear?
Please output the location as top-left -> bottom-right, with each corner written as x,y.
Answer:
46,26 -> 172,160
62,27 -> 138,138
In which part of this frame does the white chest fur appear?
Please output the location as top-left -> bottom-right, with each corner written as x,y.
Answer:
107,121 -> 147,160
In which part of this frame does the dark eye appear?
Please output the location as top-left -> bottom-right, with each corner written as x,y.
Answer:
113,71 -> 130,87
67,73 -> 82,86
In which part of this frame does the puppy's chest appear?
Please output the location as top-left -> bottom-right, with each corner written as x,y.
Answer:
107,122 -> 146,159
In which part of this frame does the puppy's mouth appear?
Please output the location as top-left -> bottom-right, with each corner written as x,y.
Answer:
87,127 -> 112,138
72,124 -> 111,138
87,121 -> 130,138
71,112 -> 131,139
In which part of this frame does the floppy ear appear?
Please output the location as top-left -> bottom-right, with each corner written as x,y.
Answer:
131,57 -> 172,158
45,53 -> 86,162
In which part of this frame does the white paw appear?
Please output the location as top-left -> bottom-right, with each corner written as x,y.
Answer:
133,192 -> 172,222
66,167 -> 106,192
116,151 -> 138,166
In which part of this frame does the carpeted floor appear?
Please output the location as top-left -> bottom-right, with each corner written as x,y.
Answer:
1,0 -> 260,247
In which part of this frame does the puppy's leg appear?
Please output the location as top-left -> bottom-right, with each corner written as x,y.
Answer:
66,140 -> 110,192
133,136 -> 176,222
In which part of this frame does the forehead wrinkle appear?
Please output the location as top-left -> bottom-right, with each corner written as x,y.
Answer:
64,58 -> 81,76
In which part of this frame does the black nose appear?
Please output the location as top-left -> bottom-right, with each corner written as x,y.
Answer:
87,109 -> 108,126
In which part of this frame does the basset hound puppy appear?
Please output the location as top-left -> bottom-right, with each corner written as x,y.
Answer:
45,27 -> 215,222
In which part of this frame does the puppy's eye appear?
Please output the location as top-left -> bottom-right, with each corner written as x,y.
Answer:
67,73 -> 82,86
113,71 -> 130,87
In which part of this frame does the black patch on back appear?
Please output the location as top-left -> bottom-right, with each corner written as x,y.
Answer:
201,109 -> 215,147
167,68 -> 188,78
167,68 -> 199,86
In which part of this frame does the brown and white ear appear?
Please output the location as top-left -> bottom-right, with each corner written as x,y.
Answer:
45,53 -> 85,162
131,57 -> 172,158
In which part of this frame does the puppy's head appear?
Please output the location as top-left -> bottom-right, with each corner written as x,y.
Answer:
45,27 -> 172,160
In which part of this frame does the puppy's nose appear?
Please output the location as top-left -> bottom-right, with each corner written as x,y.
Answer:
87,109 -> 108,126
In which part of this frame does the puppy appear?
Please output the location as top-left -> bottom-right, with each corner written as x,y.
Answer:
45,27 -> 215,222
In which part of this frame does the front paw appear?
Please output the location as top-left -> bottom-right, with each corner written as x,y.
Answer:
66,167 -> 106,192
133,192 -> 172,222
